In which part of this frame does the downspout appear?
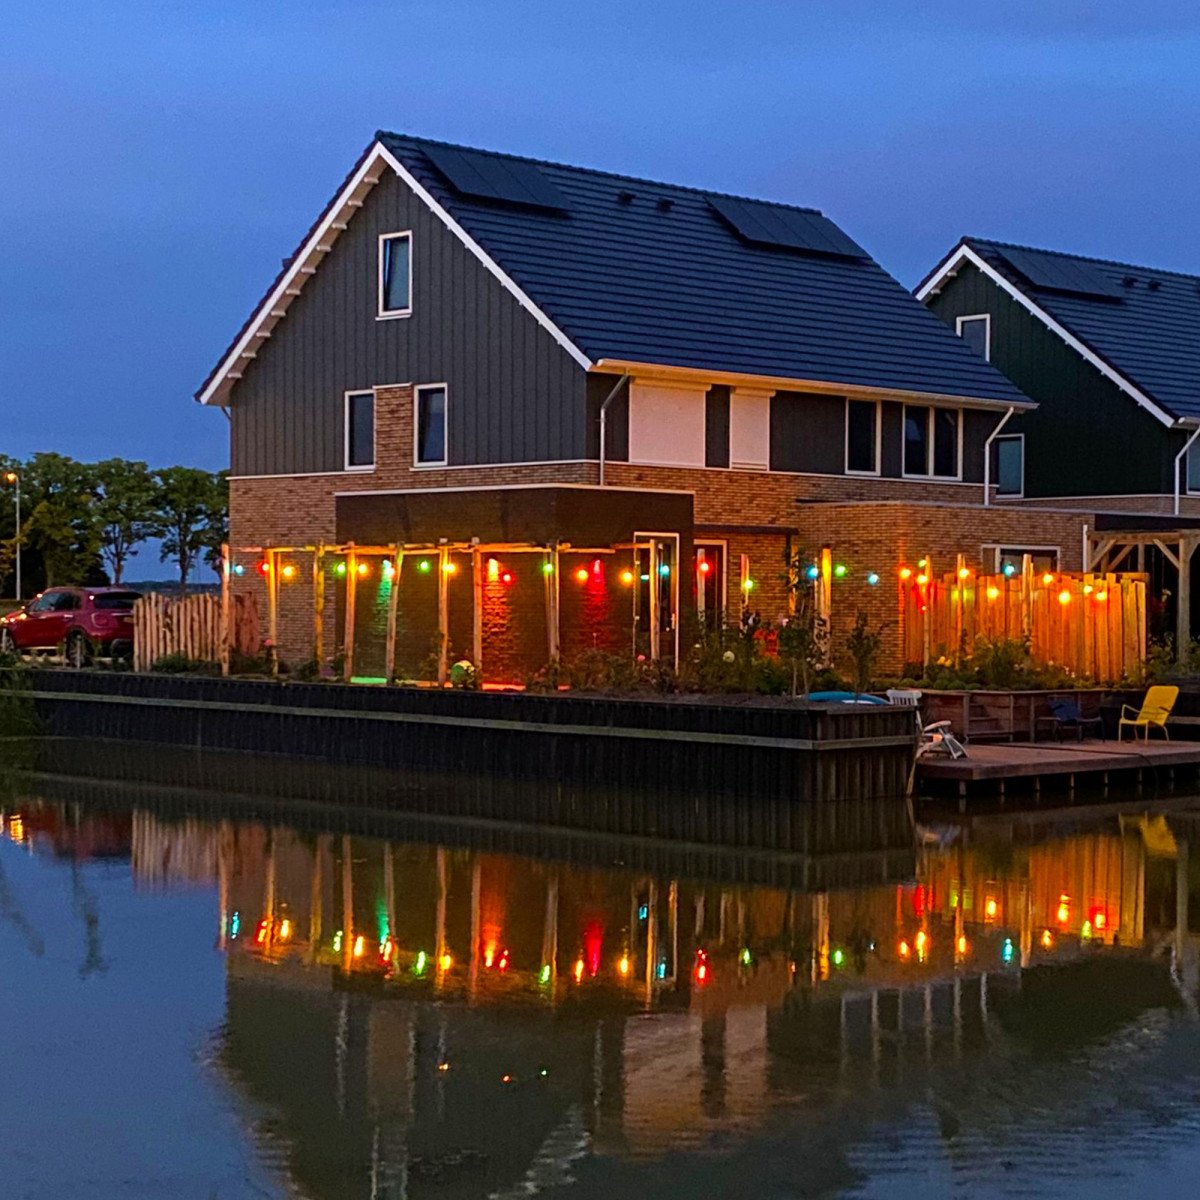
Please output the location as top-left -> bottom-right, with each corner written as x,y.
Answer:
1173,422 -> 1200,516
982,406 -> 1016,507
597,374 -> 631,487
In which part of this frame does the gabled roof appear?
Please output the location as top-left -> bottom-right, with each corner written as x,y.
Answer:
917,237 -> 1200,426
199,134 -> 1033,409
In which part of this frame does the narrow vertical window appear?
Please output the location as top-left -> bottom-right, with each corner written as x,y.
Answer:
378,232 -> 412,317
846,400 -> 878,473
903,405 -> 929,475
956,314 -> 990,360
345,391 -> 375,469
415,385 -> 447,466
995,435 -> 1024,496
932,408 -> 959,477
1188,446 -> 1200,494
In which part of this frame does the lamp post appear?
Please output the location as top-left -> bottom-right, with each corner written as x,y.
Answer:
3,471 -> 20,601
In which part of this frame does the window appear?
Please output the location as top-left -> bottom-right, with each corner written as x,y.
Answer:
903,405 -> 960,478
415,384 -> 447,466
993,547 -> 1059,576
845,399 -> 879,474
956,314 -> 991,360
378,232 -> 412,318
345,391 -> 375,470
1188,446 -> 1200,494
93,592 -> 141,610
995,434 -> 1024,497
48,591 -> 80,612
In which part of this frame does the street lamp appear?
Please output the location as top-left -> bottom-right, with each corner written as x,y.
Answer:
3,471 -> 19,601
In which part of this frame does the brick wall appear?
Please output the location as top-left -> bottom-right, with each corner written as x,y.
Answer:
231,387 -> 1097,679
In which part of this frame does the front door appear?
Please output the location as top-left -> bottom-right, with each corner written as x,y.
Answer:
632,533 -> 679,666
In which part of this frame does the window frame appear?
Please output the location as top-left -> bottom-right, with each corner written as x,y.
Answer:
1187,445 -> 1200,495
956,313 -> 991,361
988,545 -> 1060,575
343,389 -> 376,472
844,398 -> 882,476
413,383 -> 449,468
377,231 -> 413,320
994,433 -> 1025,499
694,539 -> 729,629
902,404 -> 962,481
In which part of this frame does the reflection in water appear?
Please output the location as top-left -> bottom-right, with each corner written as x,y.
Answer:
4,769 -> 1200,1197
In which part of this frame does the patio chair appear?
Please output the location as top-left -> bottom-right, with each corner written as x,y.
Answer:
1035,698 -> 1105,742
1118,685 -> 1179,742
887,688 -> 924,736
918,719 -> 968,760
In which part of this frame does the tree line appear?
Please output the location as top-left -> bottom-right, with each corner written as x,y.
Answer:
0,454 -> 228,596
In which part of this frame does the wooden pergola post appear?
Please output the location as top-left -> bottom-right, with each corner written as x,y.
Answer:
544,546 -> 560,663
267,547 -> 279,678
818,545 -> 833,667
471,545 -> 484,676
342,544 -> 357,683
437,545 -> 450,686
1178,535 -> 1197,656
219,541 -> 231,677
384,545 -> 401,686
313,543 -> 326,670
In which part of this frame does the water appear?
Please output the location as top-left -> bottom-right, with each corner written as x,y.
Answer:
4,751 -> 1200,1198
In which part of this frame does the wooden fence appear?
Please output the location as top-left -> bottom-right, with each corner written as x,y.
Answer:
133,593 -> 259,672
902,571 -> 1146,682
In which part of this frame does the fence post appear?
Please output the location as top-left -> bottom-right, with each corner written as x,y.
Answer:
267,548 -> 279,678
384,545 -> 401,686
437,545 -> 450,686
219,541 -> 231,677
343,545 -> 357,683
313,544 -> 325,670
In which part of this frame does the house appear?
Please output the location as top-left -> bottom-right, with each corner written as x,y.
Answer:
198,134 -> 1097,682
919,239 -> 1200,647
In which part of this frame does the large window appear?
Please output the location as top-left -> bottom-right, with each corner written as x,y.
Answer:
378,232 -> 412,318
904,405 -> 960,478
956,313 -> 991,360
1188,446 -> 1200,494
995,434 -> 1024,497
845,399 -> 879,474
345,391 -> 375,470
415,384 -> 447,466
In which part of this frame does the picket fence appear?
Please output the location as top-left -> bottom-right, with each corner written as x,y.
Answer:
132,592 -> 259,672
902,571 -> 1147,682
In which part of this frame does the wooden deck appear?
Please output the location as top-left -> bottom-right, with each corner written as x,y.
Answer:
918,737 -> 1200,797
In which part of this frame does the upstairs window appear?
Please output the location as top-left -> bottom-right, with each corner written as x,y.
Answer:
378,232 -> 412,318
904,405 -> 960,478
956,314 -> 991,360
995,434 -> 1024,497
1188,446 -> 1200,494
845,399 -> 879,474
415,385 -> 447,466
345,391 -> 375,470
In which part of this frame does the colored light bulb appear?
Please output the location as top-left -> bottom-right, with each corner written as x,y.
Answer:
833,563 -> 847,578
866,572 -> 880,585
334,561 -> 346,576
899,567 -> 912,580
418,559 -> 431,573
806,565 -> 820,580
575,567 -> 588,583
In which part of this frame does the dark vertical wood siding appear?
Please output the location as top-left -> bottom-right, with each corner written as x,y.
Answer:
927,263 -> 1180,497
770,392 -> 844,473
705,386 -> 730,467
229,171 -> 588,476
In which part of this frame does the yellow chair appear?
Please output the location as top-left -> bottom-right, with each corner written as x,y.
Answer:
1118,685 -> 1179,741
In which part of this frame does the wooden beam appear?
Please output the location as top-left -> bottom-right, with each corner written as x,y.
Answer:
437,546 -> 450,686
545,546 -> 560,663
472,546 -> 484,677
219,542 -> 231,677
313,544 -> 325,669
267,548 -> 279,678
1153,538 -> 1181,571
384,546 -> 401,686
1179,535 -> 1194,656
343,545 -> 357,683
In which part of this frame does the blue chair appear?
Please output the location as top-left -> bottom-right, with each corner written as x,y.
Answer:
1035,698 -> 1104,742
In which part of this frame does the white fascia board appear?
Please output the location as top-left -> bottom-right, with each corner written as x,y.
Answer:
374,143 -> 592,372
916,242 -> 1178,429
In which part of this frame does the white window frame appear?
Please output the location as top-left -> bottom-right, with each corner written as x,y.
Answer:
413,383 -> 449,468
344,389 -> 376,472
694,539 -> 729,624
844,398 -> 882,476
994,433 -> 1025,499
902,404 -> 962,481
956,313 -> 991,361
377,231 -> 413,320
986,545 -> 1060,573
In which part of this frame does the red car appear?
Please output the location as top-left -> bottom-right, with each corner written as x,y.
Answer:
0,586 -> 141,666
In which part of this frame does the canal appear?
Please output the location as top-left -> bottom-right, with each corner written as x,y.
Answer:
4,744 -> 1200,1197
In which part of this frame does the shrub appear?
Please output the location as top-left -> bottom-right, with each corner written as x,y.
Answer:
844,611 -> 885,696
151,652 -> 219,675
524,659 -> 564,692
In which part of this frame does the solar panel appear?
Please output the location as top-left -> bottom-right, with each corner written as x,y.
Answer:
997,246 -> 1123,300
708,195 -> 866,259
423,143 -> 567,212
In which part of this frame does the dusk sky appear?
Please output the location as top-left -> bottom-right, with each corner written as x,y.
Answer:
5,1 -> 1199,474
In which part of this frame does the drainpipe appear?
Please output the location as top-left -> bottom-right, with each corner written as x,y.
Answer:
1173,422 -> 1200,516
982,406 -> 1016,507
598,374 -> 631,487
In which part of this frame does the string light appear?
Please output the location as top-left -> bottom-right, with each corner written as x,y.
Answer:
333,931 -> 343,953
899,567 -> 913,580
382,559 -> 395,579
916,573 -> 928,586
1003,562 -> 1017,577
617,954 -> 631,977
573,958 -> 585,983
833,563 -> 847,578
987,586 -> 1000,600
357,561 -> 369,577
229,912 -> 240,939
620,569 -> 635,585
694,950 -> 710,985
501,570 -> 513,585
279,919 -> 292,940
741,578 -> 754,592
898,939 -> 911,959
658,563 -> 670,577
1057,589 -> 1071,605
575,567 -> 589,583
487,558 -> 500,582
1095,590 -> 1108,601
915,930 -> 928,960
232,563 -> 245,576
740,947 -> 752,966
1041,929 -> 1053,949
698,560 -> 712,574
539,964 -> 552,985
1057,895 -> 1070,924
334,561 -> 347,576
441,561 -> 457,574
1043,572 -> 1055,585
353,935 -> 366,958
542,561 -> 554,575
418,560 -> 431,573
1001,938 -> 1015,964
957,566 -> 970,580
1083,583 -> 1093,595
866,572 -> 880,586
806,565 -> 820,580
413,950 -> 428,975
985,897 -> 998,920
1091,908 -> 1107,931
831,948 -> 845,967
281,564 -> 296,581
956,935 -> 968,956
257,560 -> 271,576
918,558 -> 927,568
439,953 -> 453,972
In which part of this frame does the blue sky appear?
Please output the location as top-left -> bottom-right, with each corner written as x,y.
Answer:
4,0 -> 1199,475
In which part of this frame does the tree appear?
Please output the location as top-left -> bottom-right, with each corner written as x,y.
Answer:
845,610 -> 885,697
19,454 -> 102,588
150,467 -> 227,594
778,548 -> 828,698
93,459 -> 157,584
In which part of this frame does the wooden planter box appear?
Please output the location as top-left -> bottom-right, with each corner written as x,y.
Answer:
916,688 -> 1114,743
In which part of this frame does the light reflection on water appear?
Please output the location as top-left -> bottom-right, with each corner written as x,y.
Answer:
2,767 -> 1200,1197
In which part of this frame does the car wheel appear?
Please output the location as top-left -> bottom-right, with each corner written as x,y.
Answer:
66,630 -> 92,669
0,628 -> 15,655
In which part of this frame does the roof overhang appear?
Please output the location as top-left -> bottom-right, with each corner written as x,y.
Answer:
196,140 -> 591,408
916,241 -> 1182,428
591,358 -> 1035,412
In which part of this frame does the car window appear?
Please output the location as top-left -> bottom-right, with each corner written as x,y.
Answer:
92,593 -> 141,610
26,594 -> 55,613
48,592 -> 80,612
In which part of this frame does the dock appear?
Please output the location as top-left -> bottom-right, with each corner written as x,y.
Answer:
918,738 -> 1200,798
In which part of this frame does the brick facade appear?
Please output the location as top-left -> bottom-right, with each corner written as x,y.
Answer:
231,384 -> 1098,679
